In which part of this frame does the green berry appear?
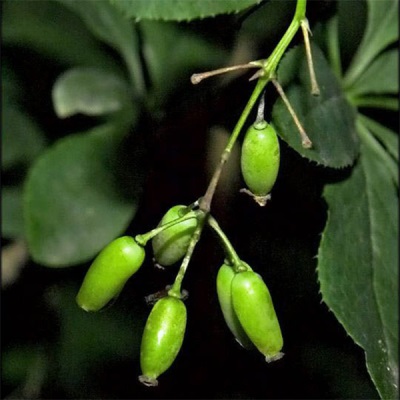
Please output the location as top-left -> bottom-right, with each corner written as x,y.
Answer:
139,296 -> 187,386
152,205 -> 198,267
216,264 -> 254,349
232,271 -> 283,362
76,236 -> 145,312
240,121 -> 280,205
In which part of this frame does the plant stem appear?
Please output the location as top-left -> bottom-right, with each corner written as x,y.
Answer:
135,210 -> 200,246
207,215 -> 242,269
255,92 -> 266,125
168,212 -> 208,298
265,0 -> 306,75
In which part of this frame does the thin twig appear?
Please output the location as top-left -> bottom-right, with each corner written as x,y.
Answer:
272,79 -> 312,148
300,19 -> 320,96
191,63 -> 261,85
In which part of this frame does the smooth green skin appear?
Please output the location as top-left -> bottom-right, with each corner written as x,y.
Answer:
76,236 -> 145,312
152,205 -> 198,266
139,296 -> 187,386
216,264 -> 254,349
232,271 -> 283,361
240,121 -> 280,196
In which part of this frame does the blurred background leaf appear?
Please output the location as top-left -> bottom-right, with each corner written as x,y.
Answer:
139,20 -> 228,107
343,0 -> 398,89
56,0 -> 145,94
2,0 -> 121,71
24,123 -> 144,267
52,67 -> 132,119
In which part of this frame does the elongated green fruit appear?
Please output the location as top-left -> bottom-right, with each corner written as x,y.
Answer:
240,121 -> 280,205
232,271 -> 283,362
152,205 -> 198,266
76,236 -> 145,312
216,264 -> 254,349
139,296 -> 187,387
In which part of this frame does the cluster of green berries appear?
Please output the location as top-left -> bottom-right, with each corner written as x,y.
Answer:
76,121 -> 282,386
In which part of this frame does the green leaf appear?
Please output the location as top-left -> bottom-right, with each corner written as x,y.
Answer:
272,44 -> 359,168
109,0 -> 261,21
358,114 -> 398,162
347,49 -> 399,99
2,0 -> 119,71
2,106 -> 47,170
140,21 -> 227,104
352,96 -> 399,111
52,67 -> 131,118
344,0 -> 398,88
2,186 -> 25,239
24,123 -> 142,267
318,139 -> 399,399
57,0 -> 145,94
357,119 -> 398,188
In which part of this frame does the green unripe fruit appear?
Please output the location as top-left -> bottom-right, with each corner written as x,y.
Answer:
139,296 -> 187,387
152,205 -> 198,267
76,236 -> 145,312
232,271 -> 283,362
216,264 -> 253,349
240,121 -> 280,206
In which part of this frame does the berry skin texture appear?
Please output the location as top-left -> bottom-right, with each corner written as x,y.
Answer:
139,296 -> 187,387
232,271 -> 284,362
76,236 -> 145,312
240,121 -> 280,206
152,205 -> 198,267
216,264 -> 254,349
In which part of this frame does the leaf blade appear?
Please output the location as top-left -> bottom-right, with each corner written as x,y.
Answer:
110,0 -> 261,21
358,114 -> 399,162
2,106 -> 47,170
344,0 -> 398,88
318,135 -> 399,398
57,0 -> 145,94
2,0 -> 119,70
347,49 -> 399,98
24,124 -> 142,267
52,67 -> 131,118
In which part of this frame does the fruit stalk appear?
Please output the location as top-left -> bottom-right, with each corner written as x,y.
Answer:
207,215 -> 243,271
135,210 -> 200,246
168,211 -> 208,298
